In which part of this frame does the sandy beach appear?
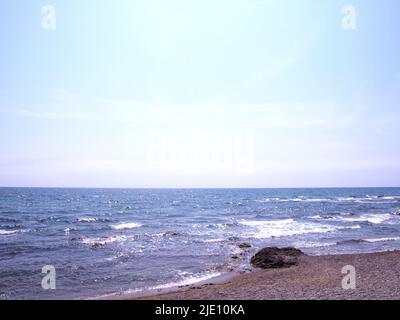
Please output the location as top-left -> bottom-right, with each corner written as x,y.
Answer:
133,250 -> 400,300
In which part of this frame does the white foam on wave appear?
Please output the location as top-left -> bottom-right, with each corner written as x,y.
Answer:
0,229 -> 28,236
110,222 -> 142,230
239,218 -> 337,239
337,197 -> 357,202
124,271 -> 222,295
309,214 -> 330,220
254,195 -> 400,204
310,213 -> 394,225
154,272 -> 222,289
254,197 -> 333,203
338,225 -> 361,230
0,229 -> 19,236
77,217 -> 97,223
253,199 -> 272,203
364,237 -> 400,243
294,241 -> 337,248
339,213 -> 392,224
336,195 -> 400,203
202,238 -> 226,243
92,271 -> 223,299
81,235 -> 129,246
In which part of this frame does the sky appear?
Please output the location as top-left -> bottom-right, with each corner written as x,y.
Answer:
0,0 -> 400,188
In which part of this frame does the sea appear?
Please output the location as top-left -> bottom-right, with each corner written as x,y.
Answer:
1,187 -> 400,299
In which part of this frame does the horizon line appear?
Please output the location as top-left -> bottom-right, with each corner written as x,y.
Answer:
1,186 -> 399,190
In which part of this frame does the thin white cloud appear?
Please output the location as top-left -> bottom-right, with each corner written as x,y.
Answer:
243,37 -> 312,90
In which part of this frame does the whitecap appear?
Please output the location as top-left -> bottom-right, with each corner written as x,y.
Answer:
93,271 -> 223,299
338,213 -> 392,224
334,195 -> 400,203
256,197 -> 334,203
202,238 -> 226,243
81,235 -> 129,246
77,217 -> 97,223
110,222 -> 142,230
294,241 -> 337,248
337,225 -> 361,230
364,237 -> 400,243
125,271 -> 222,294
311,213 -> 394,225
239,219 -> 337,239
0,229 -> 28,236
309,214 -> 333,220
0,229 -> 19,236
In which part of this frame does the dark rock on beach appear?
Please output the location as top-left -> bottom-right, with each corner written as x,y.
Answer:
250,247 -> 305,269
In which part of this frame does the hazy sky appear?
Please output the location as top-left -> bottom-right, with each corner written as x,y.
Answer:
1,0 -> 399,188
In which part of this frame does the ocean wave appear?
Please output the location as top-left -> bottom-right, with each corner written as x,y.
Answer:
110,222 -> 142,230
364,237 -> 400,243
310,213 -> 394,225
64,227 -> 76,234
336,239 -> 367,245
202,238 -> 226,243
294,241 -> 337,248
145,231 -> 180,238
336,237 -> 400,245
77,217 -> 97,223
254,195 -> 400,204
254,197 -> 332,203
0,217 -> 18,223
239,219 -> 337,239
337,225 -> 361,230
309,214 -> 333,220
80,235 -> 129,246
337,213 -> 392,224
336,195 -> 400,203
0,229 -> 19,236
93,271 -> 223,299
0,229 -> 28,236
124,271 -> 222,295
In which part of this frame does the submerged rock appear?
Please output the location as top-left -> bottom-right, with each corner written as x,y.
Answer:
238,242 -> 251,249
250,247 -> 305,269
91,243 -> 105,249
163,231 -> 179,237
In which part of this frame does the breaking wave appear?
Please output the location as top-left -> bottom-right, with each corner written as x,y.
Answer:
110,222 -> 143,230
239,219 -> 338,239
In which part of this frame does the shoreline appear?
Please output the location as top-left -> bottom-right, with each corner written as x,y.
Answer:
120,250 -> 400,300
97,271 -> 241,300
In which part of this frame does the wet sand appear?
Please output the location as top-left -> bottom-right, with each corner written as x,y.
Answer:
132,250 -> 400,300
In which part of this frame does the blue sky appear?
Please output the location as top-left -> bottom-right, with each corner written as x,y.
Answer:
0,0 -> 399,187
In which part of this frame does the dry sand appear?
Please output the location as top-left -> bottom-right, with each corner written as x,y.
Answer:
134,250 -> 400,300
